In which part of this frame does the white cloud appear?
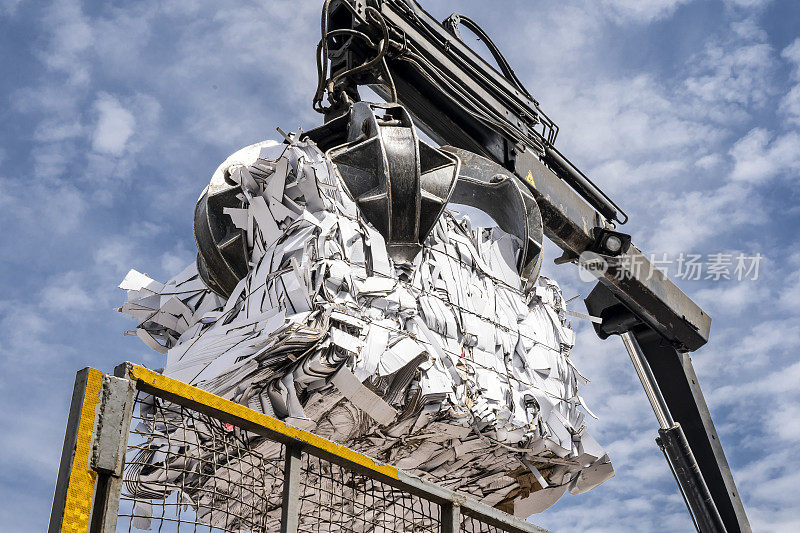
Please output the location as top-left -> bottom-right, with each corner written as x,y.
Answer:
0,397 -> 67,481
782,38 -> 800,77
91,93 -> 136,156
767,399 -> 800,442
777,268 -> 800,312
161,248 -> 193,275
32,142 -> 75,180
695,153 -> 724,169
0,307 -> 48,349
543,74 -> 723,184
723,0 -> 773,8
647,182 -> 754,253
39,0 -> 94,85
0,178 -> 87,243
592,158 -> 687,188
39,272 -> 96,314
730,16 -> 767,40
695,280 -> 768,315
93,238 -> 139,276
730,127 -> 800,183
601,0 -> 691,23
32,118 -> 84,143
779,39 -> 800,124
779,85 -> 800,125
683,41 -> 775,114
707,344 -> 800,407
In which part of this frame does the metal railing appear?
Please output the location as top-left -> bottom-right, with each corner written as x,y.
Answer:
49,362 -> 550,533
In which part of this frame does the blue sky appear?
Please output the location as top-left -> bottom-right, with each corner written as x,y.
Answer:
1,0 -> 798,531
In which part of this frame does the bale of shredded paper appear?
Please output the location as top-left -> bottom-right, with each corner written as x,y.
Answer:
118,138 -> 613,525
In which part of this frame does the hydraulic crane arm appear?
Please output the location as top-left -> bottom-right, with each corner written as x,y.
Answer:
311,1 -> 751,531
318,0 -> 708,351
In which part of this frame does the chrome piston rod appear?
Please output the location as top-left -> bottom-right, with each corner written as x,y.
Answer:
619,331 -> 726,533
620,331 -> 674,429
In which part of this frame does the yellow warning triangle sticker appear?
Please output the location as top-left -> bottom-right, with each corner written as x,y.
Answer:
525,170 -> 536,188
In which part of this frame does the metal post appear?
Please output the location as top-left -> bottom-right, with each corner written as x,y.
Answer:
441,502 -> 461,533
281,442 -> 303,533
50,369 -> 93,533
620,331 -> 673,429
89,375 -> 136,533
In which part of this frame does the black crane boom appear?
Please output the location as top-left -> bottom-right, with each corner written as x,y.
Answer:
310,1 -> 752,531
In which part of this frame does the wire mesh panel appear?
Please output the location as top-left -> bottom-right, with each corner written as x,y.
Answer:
118,390 -> 286,532
57,364 -> 550,533
461,513 -> 506,533
297,454 -> 441,532
116,391 -> 443,532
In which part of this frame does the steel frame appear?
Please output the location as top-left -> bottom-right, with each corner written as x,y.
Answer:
49,363 -> 550,533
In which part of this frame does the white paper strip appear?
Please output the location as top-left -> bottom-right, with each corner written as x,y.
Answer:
331,367 -> 397,426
